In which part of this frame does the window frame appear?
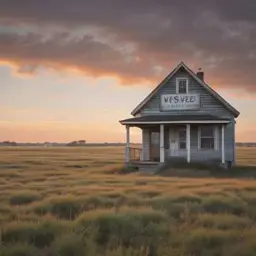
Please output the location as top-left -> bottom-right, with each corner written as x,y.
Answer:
176,78 -> 189,94
198,125 -> 218,151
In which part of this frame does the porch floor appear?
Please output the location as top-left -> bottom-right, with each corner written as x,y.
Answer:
129,160 -> 160,165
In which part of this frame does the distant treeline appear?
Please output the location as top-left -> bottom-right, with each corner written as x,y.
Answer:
236,142 -> 256,147
0,141 -> 130,147
0,140 -> 253,147
66,142 -> 127,147
0,141 -> 17,146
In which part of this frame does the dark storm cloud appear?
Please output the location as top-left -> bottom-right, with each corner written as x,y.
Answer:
0,0 -> 256,91
0,32 -> 155,83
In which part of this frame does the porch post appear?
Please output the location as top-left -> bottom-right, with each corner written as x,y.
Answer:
125,125 -> 130,163
222,124 -> 225,164
186,124 -> 191,163
160,124 -> 165,163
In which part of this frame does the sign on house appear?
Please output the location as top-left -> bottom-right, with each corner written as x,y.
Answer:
161,94 -> 200,110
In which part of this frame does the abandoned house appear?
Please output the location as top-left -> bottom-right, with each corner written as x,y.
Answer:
119,62 -> 240,168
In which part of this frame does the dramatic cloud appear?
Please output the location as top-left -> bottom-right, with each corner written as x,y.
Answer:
0,32 -> 153,83
0,0 -> 256,91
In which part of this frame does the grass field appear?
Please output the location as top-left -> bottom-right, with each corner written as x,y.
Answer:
0,146 -> 256,256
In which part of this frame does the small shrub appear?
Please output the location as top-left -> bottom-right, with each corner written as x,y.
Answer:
9,191 -> 41,206
33,195 -> 81,219
76,208 -> 170,248
202,196 -> 247,215
49,196 -> 81,219
186,228 -> 239,256
119,166 -> 139,174
2,220 -> 68,247
151,196 -> 202,219
32,195 -> 121,218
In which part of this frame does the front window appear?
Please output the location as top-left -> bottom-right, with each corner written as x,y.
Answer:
178,127 -> 187,149
176,78 -> 188,94
199,126 -> 215,149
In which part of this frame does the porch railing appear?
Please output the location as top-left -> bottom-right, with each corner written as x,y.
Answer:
129,147 -> 142,162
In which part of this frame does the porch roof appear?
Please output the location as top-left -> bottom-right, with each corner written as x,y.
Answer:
120,114 -> 231,125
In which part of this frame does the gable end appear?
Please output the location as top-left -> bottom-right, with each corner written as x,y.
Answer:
131,62 -> 240,118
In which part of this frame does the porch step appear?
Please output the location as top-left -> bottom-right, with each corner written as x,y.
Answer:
129,162 -> 161,174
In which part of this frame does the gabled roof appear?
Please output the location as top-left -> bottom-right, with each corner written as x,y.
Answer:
131,62 -> 240,117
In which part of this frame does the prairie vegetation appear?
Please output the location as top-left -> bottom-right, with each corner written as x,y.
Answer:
0,146 -> 256,256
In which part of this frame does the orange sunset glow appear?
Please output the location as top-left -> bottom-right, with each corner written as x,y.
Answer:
0,1 -> 256,143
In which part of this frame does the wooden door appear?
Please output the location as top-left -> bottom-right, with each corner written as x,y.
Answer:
169,128 -> 179,156
150,132 -> 160,161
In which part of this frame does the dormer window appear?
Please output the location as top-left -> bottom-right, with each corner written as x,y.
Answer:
176,78 -> 188,94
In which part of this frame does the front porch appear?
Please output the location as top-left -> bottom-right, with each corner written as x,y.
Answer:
120,115 -> 232,166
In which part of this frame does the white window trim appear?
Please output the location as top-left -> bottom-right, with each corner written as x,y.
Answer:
176,78 -> 189,94
198,125 -> 218,151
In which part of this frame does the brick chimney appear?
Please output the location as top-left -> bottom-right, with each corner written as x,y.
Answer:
196,68 -> 204,81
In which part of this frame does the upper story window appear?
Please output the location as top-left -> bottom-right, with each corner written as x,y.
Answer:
176,78 -> 188,94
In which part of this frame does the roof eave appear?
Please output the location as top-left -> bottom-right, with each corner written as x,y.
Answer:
234,110 -> 240,118
182,64 -> 240,117
121,120 -> 231,125
131,62 -> 185,116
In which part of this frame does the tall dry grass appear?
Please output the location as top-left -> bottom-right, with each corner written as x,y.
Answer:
0,146 -> 256,256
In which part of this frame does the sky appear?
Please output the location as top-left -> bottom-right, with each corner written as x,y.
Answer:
0,0 -> 256,143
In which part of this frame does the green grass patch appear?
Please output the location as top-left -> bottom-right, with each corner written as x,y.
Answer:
76,208 -> 170,249
1,146 -> 256,255
202,196 -> 247,215
185,228 -> 239,256
2,220 -> 70,248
